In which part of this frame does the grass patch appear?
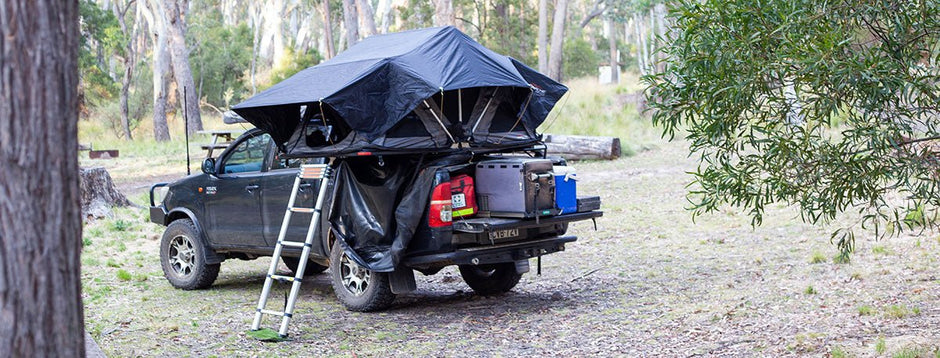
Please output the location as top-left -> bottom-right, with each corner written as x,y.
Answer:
106,259 -> 121,268
831,345 -> 849,358
857,305 -> 875,316
116,269 -> 132,281
872,245 -> 891,255
876,337 -> 887,354
892,347 -> 939,358
885,305 -> 921,319
832,253 -> 851,264
804,285 -> 818,295
809,251 -> 827,264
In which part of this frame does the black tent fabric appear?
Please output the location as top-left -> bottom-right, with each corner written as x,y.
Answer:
231,26 -> 567,156
328,156 -> 447,272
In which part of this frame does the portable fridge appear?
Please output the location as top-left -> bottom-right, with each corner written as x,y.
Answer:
553,166 -> 577,214
475,158 -> 557,218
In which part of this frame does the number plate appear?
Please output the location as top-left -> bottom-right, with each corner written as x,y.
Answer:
452,193 -> 466,208
488,229 -> 519,240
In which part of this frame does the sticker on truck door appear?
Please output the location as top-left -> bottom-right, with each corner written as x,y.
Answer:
488,229 -> 519,241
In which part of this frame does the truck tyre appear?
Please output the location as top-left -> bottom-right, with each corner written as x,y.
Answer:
282,257 -> 328,276
458,263 -> 523,295
160,219 -> 220,290
329,241 -> 395,312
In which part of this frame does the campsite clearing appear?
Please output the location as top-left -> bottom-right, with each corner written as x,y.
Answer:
82,139 -> 940,357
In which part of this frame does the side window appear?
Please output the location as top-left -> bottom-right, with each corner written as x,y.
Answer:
221,134 -> 270,174
270,154 -> 304,170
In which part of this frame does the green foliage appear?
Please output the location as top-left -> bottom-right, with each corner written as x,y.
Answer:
79,0 -> 123,107
876,337 -> 887,354
268,47 -> 323,87
857,305 -> 874,316
809,251 -> 826,264
648,0 -> 940,256
188,6 -> 253,108
563,37 -> 601,80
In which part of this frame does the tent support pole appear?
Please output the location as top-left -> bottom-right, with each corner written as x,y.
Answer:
472,87 -> 498,134
423,100 -> 456,143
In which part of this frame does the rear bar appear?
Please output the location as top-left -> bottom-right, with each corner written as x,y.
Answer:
452,210 -> 603,233
404,236 -> 577,268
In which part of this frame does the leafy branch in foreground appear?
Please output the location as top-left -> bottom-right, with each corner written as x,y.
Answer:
646,0 -> 940,255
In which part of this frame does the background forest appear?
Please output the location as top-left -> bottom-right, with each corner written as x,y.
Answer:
79,0 -> 668,143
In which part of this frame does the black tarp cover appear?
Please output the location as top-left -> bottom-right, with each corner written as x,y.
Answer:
231,26 -> 567,156
328,156 -> 446,272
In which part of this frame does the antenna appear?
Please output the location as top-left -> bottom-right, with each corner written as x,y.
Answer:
183,86 -> 191,175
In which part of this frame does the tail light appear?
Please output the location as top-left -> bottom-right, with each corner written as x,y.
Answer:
429,181 -> 453,227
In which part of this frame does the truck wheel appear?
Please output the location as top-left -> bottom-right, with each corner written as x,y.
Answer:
329,241 -> 395,312
458,263 -> 523,295
160,219 -> 220,290
282,257 -> 328,276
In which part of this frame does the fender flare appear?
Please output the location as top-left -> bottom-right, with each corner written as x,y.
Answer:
165,208 -> 225,265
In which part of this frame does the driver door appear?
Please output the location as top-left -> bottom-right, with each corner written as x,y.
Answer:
204,133 -> 270,248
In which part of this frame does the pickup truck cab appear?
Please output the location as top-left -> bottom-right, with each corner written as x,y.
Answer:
151,130 -> 601,311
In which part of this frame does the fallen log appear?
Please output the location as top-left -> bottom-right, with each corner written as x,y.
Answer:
80,167 -> 132,218
543,134 -> 621,160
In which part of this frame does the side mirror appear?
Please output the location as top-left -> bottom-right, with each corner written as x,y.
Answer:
202,157 -> 216,175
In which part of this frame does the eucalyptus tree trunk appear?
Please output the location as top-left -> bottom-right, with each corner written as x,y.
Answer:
112,0 -> 138,140
358,0 -> 377,37
0,0 -> 85,356
547,0 -> 568,81
321,0 -> 335,58
537,0 -> 549,73
163,0 -> 203,134
377,0 -> 392,33
434,0 -> 455,27
341,0 -> 360,47
606,17 -> 619,83
142,0 -> 171,141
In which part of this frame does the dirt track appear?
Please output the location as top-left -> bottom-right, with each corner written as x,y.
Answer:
83,140 -> 940,357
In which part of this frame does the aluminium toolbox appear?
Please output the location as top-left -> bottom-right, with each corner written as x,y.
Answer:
475,158 -> 557,218
576,196 -> 601,212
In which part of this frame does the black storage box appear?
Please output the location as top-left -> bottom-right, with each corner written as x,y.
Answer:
475,158 -> 557,218
576,196 -> 601,212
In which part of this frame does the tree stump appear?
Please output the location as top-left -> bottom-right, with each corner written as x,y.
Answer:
80,167 -> 132,218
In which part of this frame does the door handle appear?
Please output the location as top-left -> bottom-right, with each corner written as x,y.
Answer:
245,184 -> 260,193
299,183 -> 312,192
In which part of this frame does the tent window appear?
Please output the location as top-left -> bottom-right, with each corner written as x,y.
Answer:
487,101 -> 527,133
385,112 -> 432,138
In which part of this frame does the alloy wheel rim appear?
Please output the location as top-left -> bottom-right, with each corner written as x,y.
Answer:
169,235 -> 196,277
340,254 -> 370,296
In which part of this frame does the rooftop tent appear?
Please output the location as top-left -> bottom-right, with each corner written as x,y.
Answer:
231,26 -> 567,156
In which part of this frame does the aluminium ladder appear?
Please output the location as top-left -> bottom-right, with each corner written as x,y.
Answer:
250,164 -> 331,338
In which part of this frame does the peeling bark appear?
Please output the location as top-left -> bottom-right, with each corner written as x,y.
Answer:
341,0 -> 359,47
547,0 -> 568,81
163,0 -> 203,134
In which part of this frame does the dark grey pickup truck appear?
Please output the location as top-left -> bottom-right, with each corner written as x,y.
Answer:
150,129 -> 602,311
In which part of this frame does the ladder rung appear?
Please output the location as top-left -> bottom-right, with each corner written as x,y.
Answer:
269,274 -> 300,283
258,309 -> 292,317
299,167 -> 328,179
279,241 -> 307,248
290,207 -> 317,213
